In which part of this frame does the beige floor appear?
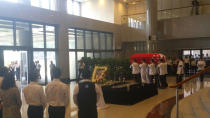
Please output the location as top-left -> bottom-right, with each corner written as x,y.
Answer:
19,76 -> 178,118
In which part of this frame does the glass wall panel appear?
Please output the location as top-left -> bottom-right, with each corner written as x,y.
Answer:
100,33 -> 106,50
77,51 -> 84,61
183,50 -> 190,56
191,50 -> 200,59
0,19 -> 14,46
93,32 -> 99,50
16,22 -> 30,47
67,0 -> 81,16
94,52 -> 100,58
87,52 -> 93,59
33,51 -> 45,84
30,0 -> 40,7
76,30 -> 84,49
101,52 -> 106,59
69,52 -> 76,79
47,51 -> 56,83
50,0 -> 56,10
42,0 -> 50,9
32,24 -> 44,48
85,31 -> 92,49
101,52 -> 113,59
77,51 -> 84,77
106,52 -> 114,58
68,29 -> 76,49
30,0 -> 55,10
73,1 -> 81,16
106,34 -> 112,50
67,0 -> 73,14
203,50 -> 210,58
46,26 -> 55,48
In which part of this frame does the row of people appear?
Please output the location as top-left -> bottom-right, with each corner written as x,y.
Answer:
0,67 -> 100,118
131,57 -> 206,89
167,56 -> 206,75
130,58 -> 168,89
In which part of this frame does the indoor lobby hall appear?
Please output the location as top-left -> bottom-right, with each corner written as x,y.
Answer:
18,76 -> 178,118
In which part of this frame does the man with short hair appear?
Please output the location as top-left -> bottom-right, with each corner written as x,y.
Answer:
140,59 -> 149,84
130,59 -> 140,83
73,70 -> 102,118
23,71 -> 46,118
158,59 -> 167,89
46,67 -> 69,118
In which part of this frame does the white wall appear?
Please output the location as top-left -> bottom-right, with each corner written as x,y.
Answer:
81,0 -> 114,23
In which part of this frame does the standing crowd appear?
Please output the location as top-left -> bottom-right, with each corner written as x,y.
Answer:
0,65 -> 100,118
130,57 -> 207,89
130,58 -> 168,89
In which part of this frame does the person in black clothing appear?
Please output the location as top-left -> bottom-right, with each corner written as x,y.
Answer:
191,0 -> 200,15
73,70 -> 101,118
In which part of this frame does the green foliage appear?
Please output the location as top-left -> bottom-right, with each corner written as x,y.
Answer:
81,57 -> 132,81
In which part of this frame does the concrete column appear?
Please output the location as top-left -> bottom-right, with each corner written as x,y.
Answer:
57,24 -> 69,79
146,0 -> 157,53
56,0 -> 67,13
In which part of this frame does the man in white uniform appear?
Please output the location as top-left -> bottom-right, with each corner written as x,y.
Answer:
24,71 -> 46,118
197,58 -> 206,82
177,58 -> 184,89
148,59 -> 156,84
130,59 -> 140,84
139,59 -> 149,84
46,67 -> 69,118
158,59 -> 167,89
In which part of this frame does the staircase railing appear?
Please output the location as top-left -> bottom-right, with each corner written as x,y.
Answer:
169,66 -> 210,118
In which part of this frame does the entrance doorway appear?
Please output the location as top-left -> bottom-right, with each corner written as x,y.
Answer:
3,50 -> 28,85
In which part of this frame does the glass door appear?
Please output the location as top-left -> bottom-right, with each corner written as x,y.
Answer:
3,50 -> 28,85
191,50 -> 200,60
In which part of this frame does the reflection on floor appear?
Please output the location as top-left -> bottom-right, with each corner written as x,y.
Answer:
18,76 -> 179,118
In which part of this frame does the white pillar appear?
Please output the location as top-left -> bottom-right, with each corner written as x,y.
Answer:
146,0 -> 157,53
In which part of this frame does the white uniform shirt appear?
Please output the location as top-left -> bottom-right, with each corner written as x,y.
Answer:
177,61 -> 184,74
130,62 -> 140,74
23,82 -> 46,107
197,60 -> 206,71
45,79 -> 69,107
73,79 -> 101,106
139,62 -> 147,74
148,63 -> 156,75
157,63 -> 165,75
